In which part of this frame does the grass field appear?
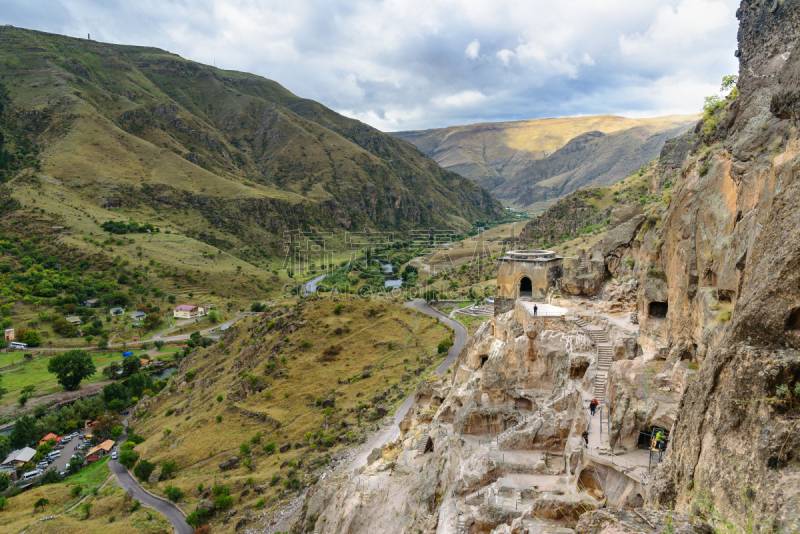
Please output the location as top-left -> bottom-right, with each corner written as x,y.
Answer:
0,456 -> 171,533
124,297 -> 452,532
0,352 -> 123,393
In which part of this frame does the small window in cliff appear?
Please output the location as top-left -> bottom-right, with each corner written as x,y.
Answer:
649,301 -> 668,319
519,277 -> 532,298
718,290 -> 733,303
480,355 -> 489,368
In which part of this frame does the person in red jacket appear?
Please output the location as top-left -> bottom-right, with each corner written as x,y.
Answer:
589,398 -> 599,416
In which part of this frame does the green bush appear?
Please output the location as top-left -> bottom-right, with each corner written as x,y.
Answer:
264,442 -> 276,454
164,485 -> 184,502
118,450 -> 139,468
214,494 -> 235,509
133,459 -> 155,482
161,460 -> 179,479
185,509 -> 209,528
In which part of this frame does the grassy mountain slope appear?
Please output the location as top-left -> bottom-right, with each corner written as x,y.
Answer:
393,114 -> 697,211
118,297 -> 453,532
0,26 -> 505,255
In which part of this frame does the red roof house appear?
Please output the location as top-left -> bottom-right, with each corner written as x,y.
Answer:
39,433 -> 58,446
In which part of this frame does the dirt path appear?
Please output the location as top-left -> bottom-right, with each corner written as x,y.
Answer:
343,299 -> 467,472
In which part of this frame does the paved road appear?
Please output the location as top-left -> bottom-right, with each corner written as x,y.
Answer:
109,424 -> 193,534
345,299 -> 468,470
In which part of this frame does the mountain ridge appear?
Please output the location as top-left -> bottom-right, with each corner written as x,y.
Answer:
0,25 -> 506,252
393,113 -> 698,211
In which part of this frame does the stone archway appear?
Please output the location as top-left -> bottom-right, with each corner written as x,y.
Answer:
519,276 -> 532,298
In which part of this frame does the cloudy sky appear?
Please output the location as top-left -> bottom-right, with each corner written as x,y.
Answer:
5,0 -> 741,131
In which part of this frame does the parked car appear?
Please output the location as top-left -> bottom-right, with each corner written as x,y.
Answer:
59,471 -> 66,477
111,452 -> 118,460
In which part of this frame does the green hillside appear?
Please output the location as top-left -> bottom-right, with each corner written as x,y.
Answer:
0,26 -> 506,259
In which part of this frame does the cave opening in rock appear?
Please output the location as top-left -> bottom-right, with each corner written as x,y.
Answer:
787,308 -> 800,331
628,493 -> 645,508
649,301 -> 668,319
480,355 -> 489,368
519,276 -> 532,298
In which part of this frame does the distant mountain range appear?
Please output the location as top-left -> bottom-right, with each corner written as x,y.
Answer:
393,114 -> 698,212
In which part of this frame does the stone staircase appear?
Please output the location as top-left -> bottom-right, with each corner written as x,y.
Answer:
418,435 -> 432,454
575,317 -> 611,402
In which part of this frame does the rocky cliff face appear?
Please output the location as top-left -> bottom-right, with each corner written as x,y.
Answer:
630,1 -> 800,528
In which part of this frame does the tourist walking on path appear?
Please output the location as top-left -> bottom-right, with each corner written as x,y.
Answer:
589,398 -> 598,416
582,429 -> 589,448
534,304 -> 538,316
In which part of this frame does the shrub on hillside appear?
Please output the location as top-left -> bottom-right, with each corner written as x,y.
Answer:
118,450 -> 139,468
133,459 -> 155,482
164,485 -> 184,502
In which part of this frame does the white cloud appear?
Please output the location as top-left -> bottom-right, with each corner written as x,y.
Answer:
465,39 -> 480,59
496,49 -> 514,66
3,0 -> 741,131
431,90 -> 487,108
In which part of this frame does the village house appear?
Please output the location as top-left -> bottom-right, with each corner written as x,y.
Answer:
83,298 -> 99,307
65,316 -> 82,326
172,304 -> 207,319
2,447 -> 36,467
109,307 -> 125,316
85,440 -> 115,459
132,311 -> 147,321
39,433 -> 58,446
4,328 -> 13,341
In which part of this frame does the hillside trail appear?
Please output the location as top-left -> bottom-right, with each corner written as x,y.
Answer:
343,299 -> 467,472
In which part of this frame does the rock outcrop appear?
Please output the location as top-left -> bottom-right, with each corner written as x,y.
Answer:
638,1 -> 800,528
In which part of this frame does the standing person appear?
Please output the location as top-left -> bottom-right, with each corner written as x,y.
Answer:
534,304 -> 538,316
590,398 -> 598,416
582,429 -> 589,448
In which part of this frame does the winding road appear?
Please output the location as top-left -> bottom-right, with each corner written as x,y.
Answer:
345,299 -> 468,470
109,424 -> 193,534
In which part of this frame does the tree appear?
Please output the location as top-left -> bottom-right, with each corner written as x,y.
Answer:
133,458 -> 155,481
47,350 -> 97,391
10,414 -> 37,447
153,340 -> 165,350
68,456 -> 84,474
92,413 -> 121,440
102,361 -> 122,379
118,450 -> 139,468
111,426 -> 124,441
102,382 -> 128,405
0,497 -> 8,511
0,472 -> 11,491
122,356 -> 141,377
22,329 -> 41,347
144,313 -> 162,330
107,399 -> 126,413
0,435 -> 11,460
34,497 -> 50,510
18,384 -> 35,407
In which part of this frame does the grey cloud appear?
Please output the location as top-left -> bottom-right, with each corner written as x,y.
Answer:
3,0 -> 740,131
